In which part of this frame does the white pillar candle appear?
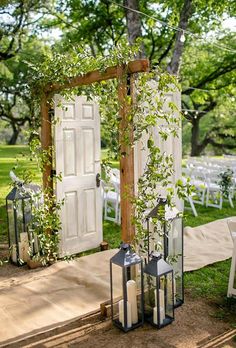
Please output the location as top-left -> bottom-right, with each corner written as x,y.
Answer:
153,306 -> 165,325
154,289 -> 165,308
118,300 -> 132,328
173,278 -> 177,304
127,280 -> 138,324
18,241 -> 24,261
20,232 -> 28,243
167,278 -> 177,304
20,232 -> 30,262
33,232 -> 39,253
11,244 -> 17,263
18,241 -> 30,262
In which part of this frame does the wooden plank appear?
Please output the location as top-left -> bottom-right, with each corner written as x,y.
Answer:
41,93 -> 53,192
118,66 -> 135,243
46,59 -> 149,93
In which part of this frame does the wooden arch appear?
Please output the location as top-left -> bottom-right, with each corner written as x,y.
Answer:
41,59 -> 149,243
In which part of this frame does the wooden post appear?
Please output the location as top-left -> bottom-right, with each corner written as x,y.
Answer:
41,93 -> 53,192
118,66 -> 135,243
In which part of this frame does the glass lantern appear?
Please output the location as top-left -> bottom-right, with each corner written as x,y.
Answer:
110,243 -> 144,332
6,184 -> 35,265
144,252 -> 174,328
146,198 -> 184,307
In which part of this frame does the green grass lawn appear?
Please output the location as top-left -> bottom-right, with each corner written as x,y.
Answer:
0,145 -> 236,323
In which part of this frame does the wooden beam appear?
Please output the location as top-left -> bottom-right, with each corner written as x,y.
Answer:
118,65 -> 135,244
46,59 -> 149,93
41,93 -> 53,192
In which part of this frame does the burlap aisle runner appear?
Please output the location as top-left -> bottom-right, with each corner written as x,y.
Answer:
184,217 -> 235,272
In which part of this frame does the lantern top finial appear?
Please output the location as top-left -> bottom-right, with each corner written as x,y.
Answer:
110,242 -> 141,267
120,242 -> 131,251
144,251 -> 173,277
150,251 -> 162,261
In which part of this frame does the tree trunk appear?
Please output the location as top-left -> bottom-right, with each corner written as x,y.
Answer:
8,125 -> 20,145
167,0 -> 193,75
123,0 -> 145,58
190,120 -> 199,156
190,119 -> 210,156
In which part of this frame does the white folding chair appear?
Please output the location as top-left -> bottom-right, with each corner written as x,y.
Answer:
227,219 -> 236,298
205,171 -> 223,209
101,180 -> 120,224
190,169 -> 207,206
182,175 -> 198,217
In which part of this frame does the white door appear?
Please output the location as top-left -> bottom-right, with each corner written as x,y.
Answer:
134,87 -> 183,210
54,95 -> 102,257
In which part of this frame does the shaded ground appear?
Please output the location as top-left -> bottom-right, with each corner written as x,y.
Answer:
67,298 -> 236,348
0,244 -> 44,283
0,243 -> 236,348
3,297 -> 236,348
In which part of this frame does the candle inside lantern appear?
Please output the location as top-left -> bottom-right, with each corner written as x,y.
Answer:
127,280 -> 138,324
19,232 -> 30,262
167,277 -> 176,304
154,288 -> 165,308
118,300 -> 132,328
153,306 -> 165,325
33,232 -> 39,253
11,244 -> 17,263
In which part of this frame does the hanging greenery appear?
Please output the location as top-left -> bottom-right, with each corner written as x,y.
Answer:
26,41 -> 192,262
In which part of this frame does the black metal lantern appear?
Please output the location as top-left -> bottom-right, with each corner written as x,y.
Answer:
165,208 -> 184,308
110,243 -> 144,332
146,198 -> 184,308
144,252 -> 174,328
6,184 -> 39,265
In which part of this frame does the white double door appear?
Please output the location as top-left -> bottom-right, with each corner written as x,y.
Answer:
54,95 -> 102,257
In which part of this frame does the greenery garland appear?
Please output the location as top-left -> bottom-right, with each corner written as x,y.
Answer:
25,41 -> 192,263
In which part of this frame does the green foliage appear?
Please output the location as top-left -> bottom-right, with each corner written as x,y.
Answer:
30,189 -> 62,265
28,40 -> 141,95
181,33 -> 236,155
218,168 -> 234,197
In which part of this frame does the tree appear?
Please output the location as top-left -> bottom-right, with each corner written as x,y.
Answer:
1,0 -> 235,153
123,0 -> 145,57
45,0 -> 235,155
181,33 -> 236,155
0,37 -> 47,144
0,0 -> 48,61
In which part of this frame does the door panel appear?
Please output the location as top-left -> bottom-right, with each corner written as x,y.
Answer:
83,128 -> 95,174
54,95 -> 102,257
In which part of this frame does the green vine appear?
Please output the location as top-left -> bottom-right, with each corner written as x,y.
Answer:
26,42 -> 192,263
218,168 -> 234,198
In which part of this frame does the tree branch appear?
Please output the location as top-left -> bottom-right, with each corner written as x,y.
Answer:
167,0 -> 193,75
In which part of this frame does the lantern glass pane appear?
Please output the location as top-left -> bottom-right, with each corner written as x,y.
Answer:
165,273 -> 174,320
16,199 -> 24,235
23,198 -> 32,226
149,220 -> 164,254
144,273 -> 174,327
111,262 -> 143,331
7,200 -> 15,244
168,217 -> 183,305
144,274 -> 156,321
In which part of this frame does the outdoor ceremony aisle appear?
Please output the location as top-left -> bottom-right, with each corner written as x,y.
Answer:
0,217 -> 235,347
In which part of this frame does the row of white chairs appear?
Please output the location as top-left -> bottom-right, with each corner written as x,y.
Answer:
101,161 -> 236,222
183,166 -> 235,211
